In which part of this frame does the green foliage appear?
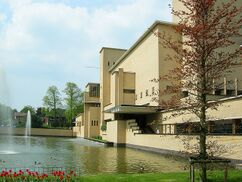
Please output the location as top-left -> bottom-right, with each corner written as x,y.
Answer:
101,123 -> 107,131
93,136 -> 102,140
63,82 -> 83,125
19,106 -> 43,128
20,105 -> 36,114
43,86 -> 62,126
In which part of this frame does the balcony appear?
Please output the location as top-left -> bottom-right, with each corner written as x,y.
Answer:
84,92 -> 100,103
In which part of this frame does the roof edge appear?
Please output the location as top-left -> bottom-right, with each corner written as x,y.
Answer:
99,47 -> 127,53
108,20 -> 177,72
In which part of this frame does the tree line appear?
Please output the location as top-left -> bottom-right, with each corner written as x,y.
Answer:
0,82 -> 84,128
42,82 -> 83,127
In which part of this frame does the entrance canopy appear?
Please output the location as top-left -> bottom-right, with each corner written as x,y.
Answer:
104,104 -> 157,114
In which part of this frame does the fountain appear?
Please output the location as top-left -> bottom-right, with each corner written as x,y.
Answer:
0,66 -> 14,155
0,66 -> 13,129
25,110 -> 31,137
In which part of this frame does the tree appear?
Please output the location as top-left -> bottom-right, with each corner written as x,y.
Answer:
21,105 -> 36,115
20,105 -> 43,128
154,0 -> 241,181
63,82 -> 83,126
43,86 -> 62,127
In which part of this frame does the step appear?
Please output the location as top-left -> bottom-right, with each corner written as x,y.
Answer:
133,130 -> 142,134
131,126 -> 140,130
128,122 -> 137,126
128,121 -> 136,125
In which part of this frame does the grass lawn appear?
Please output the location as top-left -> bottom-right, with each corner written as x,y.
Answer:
80,170 -> 242,182
0,170 -> 241,181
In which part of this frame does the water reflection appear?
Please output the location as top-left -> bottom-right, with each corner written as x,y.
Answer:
0,136 -> 185,174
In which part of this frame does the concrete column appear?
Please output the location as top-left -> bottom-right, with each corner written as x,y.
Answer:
118,68 -> 124,105
174,124 -> 177,134
235,78 -> 238,96
223,77 -> 227,95
212,79 -> 215,95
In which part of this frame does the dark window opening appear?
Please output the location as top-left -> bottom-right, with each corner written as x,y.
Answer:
226,89 -> 234,96
210,123 -> 232,134
152,87 -> 155,95
181,91 -> 189,98
123,89 -> 135,94
238,90 -> 242,95
215,89 -> 223,95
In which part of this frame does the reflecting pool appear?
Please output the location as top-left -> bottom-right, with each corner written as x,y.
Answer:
0,136 -> 185,174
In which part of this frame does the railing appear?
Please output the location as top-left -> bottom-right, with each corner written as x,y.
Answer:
84,92 -> 100,103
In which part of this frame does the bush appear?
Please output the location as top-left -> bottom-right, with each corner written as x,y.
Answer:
93,136 -> 102,140
101,123 -> 107,131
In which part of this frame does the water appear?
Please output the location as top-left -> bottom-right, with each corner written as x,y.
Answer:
0,136 -> 186,174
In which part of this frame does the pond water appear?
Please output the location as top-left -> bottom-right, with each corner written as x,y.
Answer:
0,136 -> 185,174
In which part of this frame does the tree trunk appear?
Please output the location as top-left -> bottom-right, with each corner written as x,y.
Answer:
200,71 -> 207,182
200,132 -> 207,182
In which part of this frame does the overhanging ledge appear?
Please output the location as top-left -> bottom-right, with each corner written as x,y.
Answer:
104,105 -> 157,114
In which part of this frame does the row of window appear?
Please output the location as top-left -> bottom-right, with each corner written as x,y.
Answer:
135,87 -> 155,100
91,120 -> 99,126
181,89 -> 242,99
107,61 -> 115,67
160,120 -> 242,135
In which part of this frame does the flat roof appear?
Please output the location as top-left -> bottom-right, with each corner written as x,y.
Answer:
85,82 -> 100,87
104,105 -> 157,114
108,20 -> 177,72
99,47 -> 127,53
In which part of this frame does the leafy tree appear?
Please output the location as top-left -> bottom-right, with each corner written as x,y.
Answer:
63,82 -> 83,126
21,105 -> 36,115
154,0 -> 241,181
20,105 -> 43,128
43,86 -> 62,127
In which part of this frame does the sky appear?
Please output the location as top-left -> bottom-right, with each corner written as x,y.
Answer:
0,0 -> 171,111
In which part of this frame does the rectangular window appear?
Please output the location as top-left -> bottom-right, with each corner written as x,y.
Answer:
237,90 -> 242,95
146,89 -> 148,96
215,89 -> 222,95
152,87 -> 155,95
89,85 -> 100,97
123,89 -> 135,93
226,89 -> 234,96
140,92 -> 142,98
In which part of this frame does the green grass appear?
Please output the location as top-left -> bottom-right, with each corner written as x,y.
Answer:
78,170 -> 242,182
0,170 -> 241,181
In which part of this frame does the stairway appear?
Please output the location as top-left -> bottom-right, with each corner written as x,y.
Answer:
128,120 -> 142,134
127,120 -> 155,134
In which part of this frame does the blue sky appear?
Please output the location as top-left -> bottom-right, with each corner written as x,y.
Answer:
0,0 -> 171,110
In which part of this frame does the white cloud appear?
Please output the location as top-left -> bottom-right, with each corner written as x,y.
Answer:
0,0 -> 171,109
0,12 -> 6,22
